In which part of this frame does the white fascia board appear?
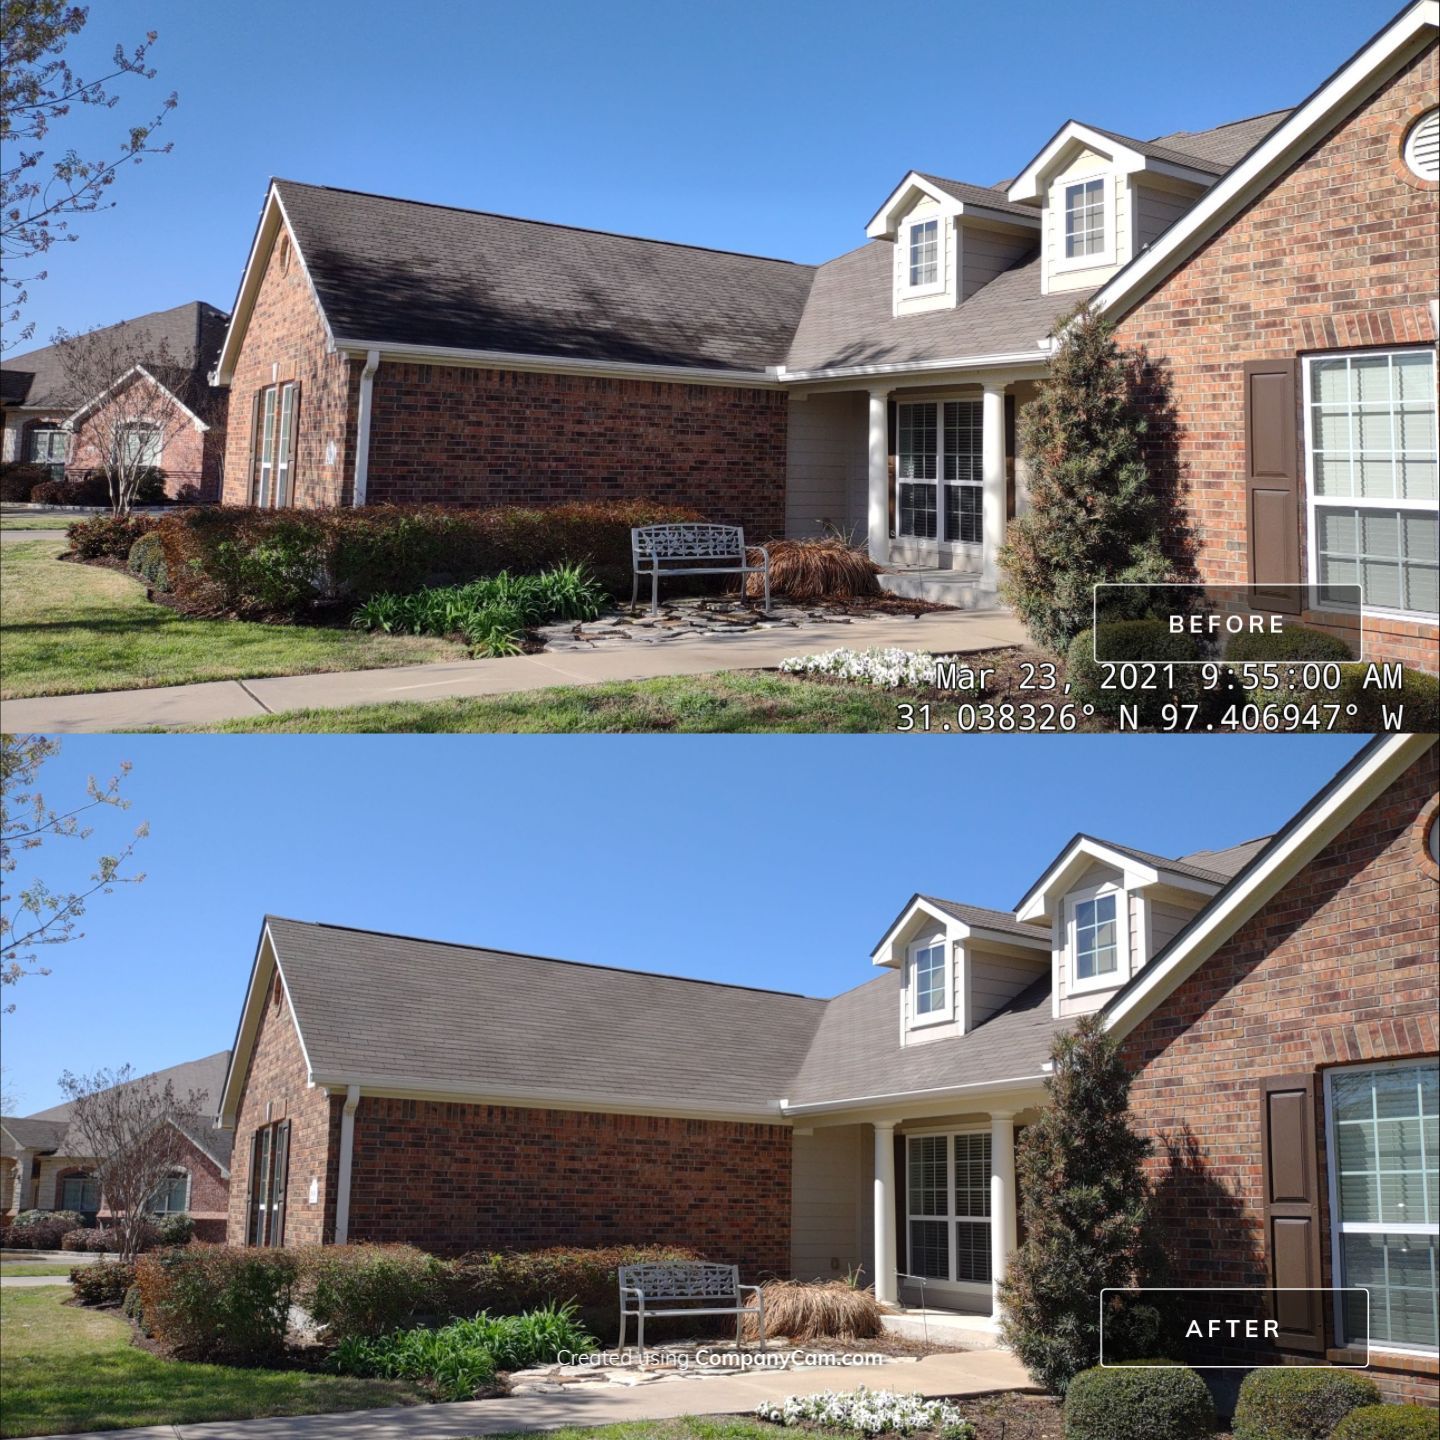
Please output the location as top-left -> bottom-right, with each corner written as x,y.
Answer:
870,896 -> 954,966
962,922 -> 1052,951
65,364 -> 209,432
780,1071 -> 1049,1119
1091,1 -> 1439,320
1007,123 -> 1148,202
776,349 -> 1050,385
1015,839 -> 1162,923
866,173 -> 964,239
334,338 -> 782,390
308,1072 -> 786,1125
1104,733 -> 1437,1040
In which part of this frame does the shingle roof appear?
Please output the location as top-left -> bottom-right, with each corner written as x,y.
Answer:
918,896 -> 1047,940
914,174 -> 1038,218
1079,123 -> 1231,176
24,1050 -> 232,1123
1148,108 -> 1293,170
1178,835 -> 1274,878
0,302 -> 229,410
784,248 -> 1080,374
0,1117 -> 69,1158
273,180 -> 816,373
1082,836 -> 1233,885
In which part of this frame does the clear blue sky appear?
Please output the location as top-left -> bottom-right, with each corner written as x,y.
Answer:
8,0 -> 1406,348
0,734 -> 1369,1113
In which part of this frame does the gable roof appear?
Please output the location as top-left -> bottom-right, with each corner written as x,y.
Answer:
23,1050 -> 232,1123
261,180 -> 816,375
1147,108 -> 1295,169
918,895 -> 1048,939
0,302 -> 229,411
0,1117 -> 69,1158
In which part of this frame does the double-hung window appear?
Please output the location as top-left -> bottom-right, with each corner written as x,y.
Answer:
1068,885 -> 1126,991
250,381 -> 300,507
907,218 -> 939,290
61,1174 -> 101,1213
26,426 -> 69,479
906,1131 -> 992,1287
120,422 -> 163,471
247,1119 -> 291,1247
909,938 -> 949,1023
896,399 -> 984,546
1305,349 -> 1438,619
1063,178 -> 1107,261
148,1171 -> 190,1214
1327,1060 -> 1438,1354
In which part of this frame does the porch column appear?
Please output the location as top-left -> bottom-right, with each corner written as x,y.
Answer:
867,387 -> 890,565
981,383 -> 1007,593
873,1121 -> 898,1306
989,1111 -> 1017,1321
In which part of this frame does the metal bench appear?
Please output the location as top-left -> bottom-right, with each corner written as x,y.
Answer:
617,1260 -> 766,1350
630,524 -> 772,615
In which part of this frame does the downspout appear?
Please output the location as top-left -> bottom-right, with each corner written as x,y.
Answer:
333,1084 -> 361,1245
351,350 -> 380,507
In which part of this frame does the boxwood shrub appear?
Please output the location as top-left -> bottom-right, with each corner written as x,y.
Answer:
1232,1368 -> 1382,1440
1063,1362 -> 1216,1440
1223,624 -> 1355,665
126,530 -> 170,590
1066,620 -> 1221,726
1332,1404 -> 1440,1439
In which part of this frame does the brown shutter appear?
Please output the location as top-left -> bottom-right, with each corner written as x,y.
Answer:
1243,359 -> 1301,615
270,1121 -> 291,1247
1260,1073 -> 1325,1352
894,1132 -> 907,1274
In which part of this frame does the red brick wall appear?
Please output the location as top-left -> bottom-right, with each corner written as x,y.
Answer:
220,224 -> 358,507
1115,43 -> 1439,671
363,364 -> 789,537
1122,748 -> 1440,1405
345,1098 -> 792,1275
224,969 -> 336,1246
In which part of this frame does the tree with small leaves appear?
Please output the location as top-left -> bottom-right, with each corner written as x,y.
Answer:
1,734 -> 148,1008
1000,304 -> 1173,654
1,0 -> 177,349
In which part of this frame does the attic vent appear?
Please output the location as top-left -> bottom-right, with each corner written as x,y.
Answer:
272,972 -> 283,1008
1403,109 -> 1439,181
277,233 -> 293,274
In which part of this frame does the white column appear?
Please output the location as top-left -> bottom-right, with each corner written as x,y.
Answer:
12,1150 -> 34,1213
981,383 -> 1007,591
867,388 -> 890,564
873,1121 -> 898,1306
989,1112 -> 1017,1320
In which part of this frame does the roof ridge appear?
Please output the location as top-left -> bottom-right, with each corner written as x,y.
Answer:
1149,105 -> 1293,142
266,915 -> 827,1002
273,178 -> 817,271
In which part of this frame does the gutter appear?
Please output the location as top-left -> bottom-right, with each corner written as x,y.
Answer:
351,350 -> 380,507
332,1084 -> 361,1244
781,1071 -> 1050,1118
776,348 -> 1050,385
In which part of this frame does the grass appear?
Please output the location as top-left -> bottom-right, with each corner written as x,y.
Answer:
184,671 -> 920,733
0,540 -> 466,699
0,1288 -> 421,1438
0,515 -> 73,531
0,1264 -> 75,1277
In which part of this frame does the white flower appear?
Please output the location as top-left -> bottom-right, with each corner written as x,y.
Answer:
756,1386 -> 972,1435
779,648 -> 938,690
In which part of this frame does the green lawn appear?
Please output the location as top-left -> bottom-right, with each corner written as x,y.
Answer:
0,1288 -> 421,1438
0,540 -> 465,699
0,1264 -> 75,1277
188,671 -> 917,733
0,515 -> 74,531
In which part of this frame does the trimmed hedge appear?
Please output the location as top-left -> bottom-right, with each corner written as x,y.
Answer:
154,501 -> 706,620
1224,624 -> 1355,665
135,1244 -> 297,1363
0,462 -> 52,503
67,513 -> 159,560
70,1259 -> 136,1307
293,1243 -> 445,1342
1066,620 -> 1219,726
8,1211 -> 87,1249
1332,1404 -> 1440,1439
1232,1368 -> 1382,1440
1063,1362 -> 1216,1440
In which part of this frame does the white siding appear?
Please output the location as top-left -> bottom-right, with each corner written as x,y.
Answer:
785,391 -> 868,541
1146,890 -> 1209,957
960,223 -> 1034,301
1131,181 -> 1196,252
1054,860 -> 1127,1018
892,195 -> 957,316
1043,147 -> 1131,295
969,947 -> 1049,1026
791,1125 -> 870,1280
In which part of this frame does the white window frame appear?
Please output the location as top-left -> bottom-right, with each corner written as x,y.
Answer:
1054,172 -> 1115,272
907,933 -> 954,1029
26,425 -> 70,478
148,1169 -> 191,1215
903,215 -> 945,296
1065,882 -> 1130,995
904,1127 -> 992,1293
120,421 -> 163,471
1402,108 -> 1438,181
1323,1057 -> 1440,1359
894,396 -> 985,550
1301,348 -> 1439,625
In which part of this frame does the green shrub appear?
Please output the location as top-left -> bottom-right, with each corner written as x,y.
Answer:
1223,624 -> 1355,665
1336,665 -> 1439,733
61,1228 -> 108,1252
153,1212 -> 194,1247
1066,620 -> 1218,727
293,1243 -> 445,1341
1232,1368 -> 1382,1440
135,1244 -> 297,1363
1063,1363 -> 1215,1440
122,1281 -> 148,1333
1332,1404 -> 1440,1439
9,1210 -> 87,1249
330,1302 -> 596,1401
126,530 -> 170,589
70,1259 -> 136,1306
0,462 -> 52,502
67,513 -> 158,560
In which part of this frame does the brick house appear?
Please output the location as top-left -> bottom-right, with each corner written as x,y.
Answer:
210,2 -> 1436,663
1,1051 -> 233,1243
1,302 -> 231,501
216,733 -> 1437,1403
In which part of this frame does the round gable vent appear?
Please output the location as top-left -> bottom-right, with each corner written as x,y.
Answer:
1403,108 -> 1439,181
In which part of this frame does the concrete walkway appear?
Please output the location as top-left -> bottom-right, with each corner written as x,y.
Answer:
0,610 -> 1027,733
0,527 -> 67,544
1,1272 -> 73,1285
27,1347 -> 1033,1440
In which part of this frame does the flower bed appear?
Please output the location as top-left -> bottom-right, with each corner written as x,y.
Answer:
779,647 -> 940,689
757,1387 -> 976,1438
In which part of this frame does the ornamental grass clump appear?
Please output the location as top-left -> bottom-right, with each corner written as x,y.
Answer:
757,1387 -> 975,1438
779,647 -> 938,689
741,1279 -> 883,1342
744,537 -> 882,602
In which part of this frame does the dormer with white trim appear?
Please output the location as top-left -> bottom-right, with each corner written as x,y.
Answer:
871,895 -> 1050,1046
1005,123 -> 1216,296
1014,837 -> 1223,1018
866,173 -> 1040,320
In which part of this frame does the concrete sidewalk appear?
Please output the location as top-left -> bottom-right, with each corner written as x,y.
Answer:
1,1272 -> 72,1286
0,610 -> 1027,733
27,1347 -> 1033,1440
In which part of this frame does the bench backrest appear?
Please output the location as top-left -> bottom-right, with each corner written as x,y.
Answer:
618,1261 -> 741,1302
632,524 -> 746,562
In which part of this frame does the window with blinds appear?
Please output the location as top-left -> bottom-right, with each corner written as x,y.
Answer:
906,1131 -> 992,1286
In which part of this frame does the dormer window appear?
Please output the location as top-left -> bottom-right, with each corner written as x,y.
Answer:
908,935 -> 953,1027
1066,882 -> 1129,993
907,218 -> 940,290
1063,177 -> 1108,262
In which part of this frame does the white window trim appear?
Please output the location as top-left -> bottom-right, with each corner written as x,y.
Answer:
1053,172 -> 1115,272
893,395 -> 986,551
904,1127 -> 992,1293
1301,347 -> 1440,627
1402,108 -> 1439,182
902,216 -> 946,297
907,933 -> 954,1029
150,1169 -> 191,1215
1065,882 -> 1130,995
1322,1057 -> 1440,1359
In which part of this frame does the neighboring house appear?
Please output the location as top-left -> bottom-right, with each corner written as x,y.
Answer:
0,301 -> 231,501
211,2 -> 1437,664
1,1051 -> 234,1242
216,733 -> 1437,1404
